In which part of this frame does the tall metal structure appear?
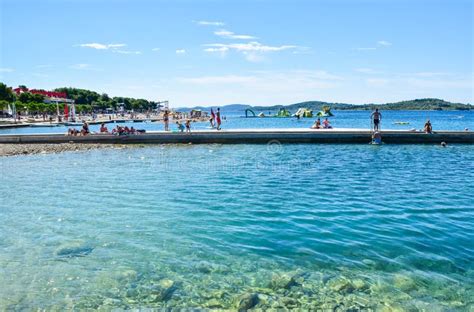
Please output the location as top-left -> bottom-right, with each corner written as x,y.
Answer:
156,100 -> 169,111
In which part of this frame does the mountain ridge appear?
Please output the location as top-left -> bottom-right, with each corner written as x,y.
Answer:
177,98 -> 473,113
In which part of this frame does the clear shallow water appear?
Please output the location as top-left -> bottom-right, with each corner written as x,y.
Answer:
1,110 -> 472,134
1,144 -> 473,310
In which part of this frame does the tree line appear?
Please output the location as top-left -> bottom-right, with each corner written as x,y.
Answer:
0,83 -> 159,115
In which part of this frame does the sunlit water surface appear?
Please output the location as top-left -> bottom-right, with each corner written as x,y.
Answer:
1,143 -> 473,310
0,110 -> 472,134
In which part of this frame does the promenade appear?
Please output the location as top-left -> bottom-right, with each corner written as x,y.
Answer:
0,128 -> 472,144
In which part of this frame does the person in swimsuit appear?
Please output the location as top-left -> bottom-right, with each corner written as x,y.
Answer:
323,118 -> 332,129
185,119 -> 191,133
163,110 -> 170,131
371,109 -> 381,131
424,119 -> 433,133
216,108 -> 222,130
100,123 -> 108,133
81,121 -> 89,136
311,118 -> 321,129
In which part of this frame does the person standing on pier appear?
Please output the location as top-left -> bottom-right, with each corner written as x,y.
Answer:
216,108 -> 222,130
371,108 -> 382,131
210,108 -> 216,128
163,110 -> 170,131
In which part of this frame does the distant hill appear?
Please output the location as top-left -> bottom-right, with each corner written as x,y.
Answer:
176,104 -> 250,113
179,98 -> 472,114
337,98 -> 473,111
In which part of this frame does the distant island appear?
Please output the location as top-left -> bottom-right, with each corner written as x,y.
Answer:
181,99 -> 473,114
1,83 -> 471,115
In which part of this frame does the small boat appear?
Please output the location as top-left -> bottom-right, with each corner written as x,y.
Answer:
393,121 -> 410,125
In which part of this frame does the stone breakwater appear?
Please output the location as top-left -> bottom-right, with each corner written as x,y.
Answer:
0,143 -> 135,156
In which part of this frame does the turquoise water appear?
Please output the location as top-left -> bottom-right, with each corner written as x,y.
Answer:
1,110 -> 472,134
1,143 -> 473,310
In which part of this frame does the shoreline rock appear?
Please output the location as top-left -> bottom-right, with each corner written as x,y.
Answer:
0,143 -> 135,157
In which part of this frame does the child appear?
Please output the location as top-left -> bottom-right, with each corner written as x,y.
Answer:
185,119 -> 191,133
176,121 -> 185,132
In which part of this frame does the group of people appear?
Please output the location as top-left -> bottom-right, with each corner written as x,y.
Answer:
176,120 -> 192,133
67,121 -> 90,136
311,118 -> 332,129
67,121 -> 145,136
162,108 -> 223,132
209,108 -> 222,130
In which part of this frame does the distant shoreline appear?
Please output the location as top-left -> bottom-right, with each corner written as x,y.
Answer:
178,99 -> 473,113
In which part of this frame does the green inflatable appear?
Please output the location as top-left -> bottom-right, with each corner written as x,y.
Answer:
275,108 -> 291,118
316,105 -> 334,117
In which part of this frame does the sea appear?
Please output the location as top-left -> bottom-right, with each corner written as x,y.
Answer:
0,110 -> 473,310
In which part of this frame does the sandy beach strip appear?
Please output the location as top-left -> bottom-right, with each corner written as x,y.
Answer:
0,143 -> 136,157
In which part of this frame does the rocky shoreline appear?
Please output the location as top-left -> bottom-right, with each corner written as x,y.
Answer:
0,143 -> 133,157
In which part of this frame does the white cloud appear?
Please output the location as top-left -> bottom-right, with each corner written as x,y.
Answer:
355,68 -> 381,74
176,49 -> 186,54
0,68 -> 14,72
195,20 -> 225,26
177,70 -> 343,91
113,50 -> 142,55
204,47 -> 229,53
78,43 -> 126,50
152,48 -> 160,51
377,40 -> 392,46
214,29 -> 257,40
204,42 -> 301,62
204,42 -> 298,53
354,41 -> 392,51
107,43 -> 127,49
69,63 -> 93,70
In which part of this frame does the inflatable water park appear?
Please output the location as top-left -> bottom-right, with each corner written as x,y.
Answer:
244,106 -> 334,118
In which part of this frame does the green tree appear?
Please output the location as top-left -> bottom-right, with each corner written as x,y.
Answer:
14,101 -> 27,113
0,100 -> 10,111
100,93 -> 110,102
0,82 -> 15,102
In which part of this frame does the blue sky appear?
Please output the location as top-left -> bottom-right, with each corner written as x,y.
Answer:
0,0 -> 472,107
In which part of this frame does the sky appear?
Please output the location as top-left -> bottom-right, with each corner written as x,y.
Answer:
0,0 -> 472,107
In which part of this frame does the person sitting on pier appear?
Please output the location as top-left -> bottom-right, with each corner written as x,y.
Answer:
424,119 -> 433,134
112,125 -> 125,135
323,118 -> 332,129
67,128 -> 79,136
176,121 -> 185,132
311,118 -> 321,129
80,121 -> 90,136
130,126 -> 136,134
100,123 -> 109,133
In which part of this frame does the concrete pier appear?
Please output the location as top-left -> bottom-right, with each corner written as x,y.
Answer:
0,129 -> 473,144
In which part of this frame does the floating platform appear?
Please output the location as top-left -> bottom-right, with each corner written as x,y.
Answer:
0,128 -> 473,144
